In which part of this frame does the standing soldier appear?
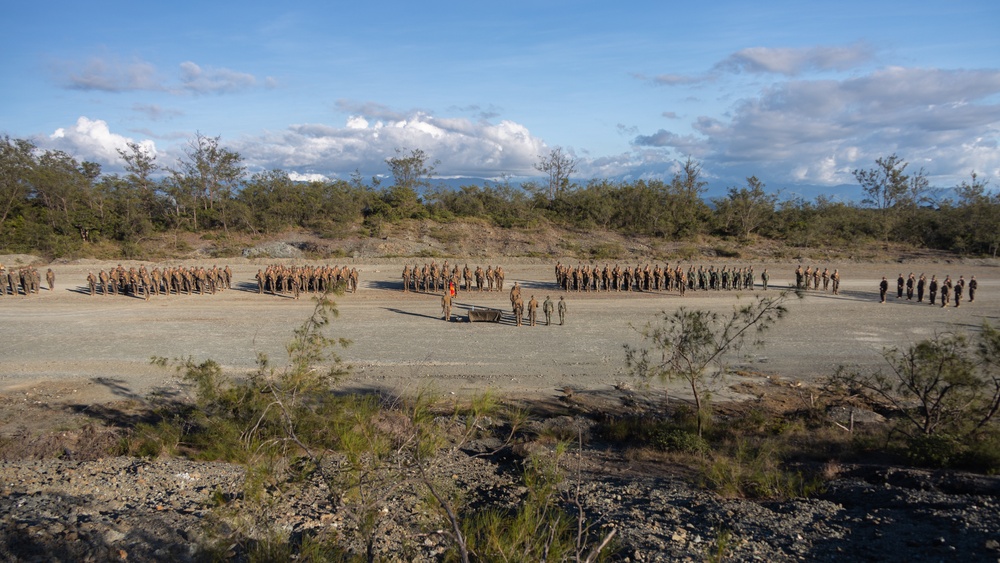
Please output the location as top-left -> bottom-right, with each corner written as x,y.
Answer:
795,265 -> 804,289
897,274 -> 905,299
87,271 -> 97,296
831,269 -> 841,295
7,269 -> 17,296
99,270 -> 110,295
46,268 -> 55,291
906,273 -> 915,300
879,276 -> 888,303
822,268 -> 830,291
528,295 -> 538,326
496,266 -> 505,292
256,269 -> 265,294
941,276 -> 952,307
968,276 -> 978,303
402,265 -> 411,292
486,265 -> 495,292
514,296 -> 524,327
557,295 -> 567,326
928,275 -> 938,305
543,295 -> 554,326
761,268 -> 769,291
441,290 -> 452,322
509,282 -> 521,312
955,275 -> 965,307
917,274 -> 926,303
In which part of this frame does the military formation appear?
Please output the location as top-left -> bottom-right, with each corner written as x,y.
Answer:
254,264 -> 358,298
881,272 -> 978,308
0,264 -> 46,296
793,265 -> 841,294
402,261 -> 505,293
84,264 -> 233,300
553,262 -> 764,294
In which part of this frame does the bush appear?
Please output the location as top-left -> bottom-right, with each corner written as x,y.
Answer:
700,439 -> 822,499
904,434 -> 964,469
650,428 -> 709,454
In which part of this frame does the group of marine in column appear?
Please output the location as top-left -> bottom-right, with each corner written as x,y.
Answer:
0,264 -> 52,296
85,264 -> 232,299
254,264 -> 358,298
554,262 -> 764,294
402,261 -> 505,293
794,265 -> 841,294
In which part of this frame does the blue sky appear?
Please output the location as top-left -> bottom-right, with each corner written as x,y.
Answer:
2,1 -> 998,194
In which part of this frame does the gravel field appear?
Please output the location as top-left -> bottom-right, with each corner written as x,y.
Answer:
1,258 -> 997,405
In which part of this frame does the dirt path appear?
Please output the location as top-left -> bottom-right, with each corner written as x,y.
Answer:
1,258 -> 997,407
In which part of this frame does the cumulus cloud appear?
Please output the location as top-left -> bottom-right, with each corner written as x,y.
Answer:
48,117 -> 157,165
636,67 -> 1000,185
238,109 -> 548,179
288,171 -> 328,182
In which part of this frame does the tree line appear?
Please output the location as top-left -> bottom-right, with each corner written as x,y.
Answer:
1,134 -> 997,258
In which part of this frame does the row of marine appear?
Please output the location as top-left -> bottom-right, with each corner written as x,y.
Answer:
1,265 -> 50,296
885,273 -> 978,307
794,265 -> 841,294
255,264 -> 358,298
402,261 -> 504,293
86,264 -> 233,299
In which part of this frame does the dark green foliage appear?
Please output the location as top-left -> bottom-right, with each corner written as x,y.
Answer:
2,139 -> 998,258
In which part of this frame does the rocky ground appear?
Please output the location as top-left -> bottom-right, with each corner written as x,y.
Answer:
3,423 -> 1000,562
2,376 -> 1000,562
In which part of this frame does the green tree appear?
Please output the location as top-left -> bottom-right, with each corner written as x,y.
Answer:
625,293 -> 792,436
535,147 -> 577,200
381,148 -> 436,220
714,175 -> 778,240
853,154 -> 927,246
0,136 -> 35,235
169,133 -> 245,232
952,172 -> 1000,256
831,322 -> 1000,439
665,157 -> 711,238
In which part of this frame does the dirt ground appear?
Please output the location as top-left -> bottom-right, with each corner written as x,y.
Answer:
1,257 -> 997,418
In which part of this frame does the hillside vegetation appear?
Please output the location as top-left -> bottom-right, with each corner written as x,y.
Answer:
2,135 -> 997,261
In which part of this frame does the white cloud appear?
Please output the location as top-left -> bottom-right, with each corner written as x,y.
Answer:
715,43 -> 874,76
288,171 -> 328,182
62,56 -> 162,92
179,61 -> 257,94
48,117 -> 157,165
239,111 -> 548,179
635,67 -> 1000,186
56,53 -> 261,95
